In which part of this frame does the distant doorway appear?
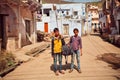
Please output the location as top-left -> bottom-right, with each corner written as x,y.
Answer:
44,23 -> 48,33
63,24 -> 69,35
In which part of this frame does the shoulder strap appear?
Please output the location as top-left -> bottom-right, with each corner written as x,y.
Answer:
61,37 -> 65,45
70,36 -> 73,43
51,37 -> 54,55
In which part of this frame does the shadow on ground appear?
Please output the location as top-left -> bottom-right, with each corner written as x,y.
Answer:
97,53 -> 120,69
91,33 -> 120,48
50,63 -> 71,72
50,63 -> 80,74
114,75 -> 120,80
50,64 -> 70,75
90,33 -> 100,37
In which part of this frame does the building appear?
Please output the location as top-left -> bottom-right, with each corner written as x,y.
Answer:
113,0 -> 120,34
0,0 -> 41,51
87,5 -> 99,33
99,0 -> 120,35
98,0 -> 120,46
37,3 -> 86,36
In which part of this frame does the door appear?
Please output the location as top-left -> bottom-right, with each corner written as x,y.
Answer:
44,23 -> 48,32
118,20 -> 120,35
63,24 -> 69,35
25,20 -> 31,36
25,20 -> 31,45
0,14 -> 7,49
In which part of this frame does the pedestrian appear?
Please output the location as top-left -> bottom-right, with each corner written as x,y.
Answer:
51,28 -> 65,76
69,28 -> 83,73
99,27 -> 103,35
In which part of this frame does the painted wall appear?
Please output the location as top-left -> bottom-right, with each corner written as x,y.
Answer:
37,3 -> 85,36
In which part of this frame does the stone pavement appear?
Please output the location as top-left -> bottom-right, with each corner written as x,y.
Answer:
3,35 -> 120,80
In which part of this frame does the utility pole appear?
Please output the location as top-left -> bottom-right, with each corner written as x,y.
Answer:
59,0 -> 63,34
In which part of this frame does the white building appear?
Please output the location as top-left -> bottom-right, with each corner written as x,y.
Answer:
37,3 -> 86,36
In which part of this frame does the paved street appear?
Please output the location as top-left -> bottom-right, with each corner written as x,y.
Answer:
3,35 -> 120,80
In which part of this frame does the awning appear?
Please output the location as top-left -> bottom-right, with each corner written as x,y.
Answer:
61,0 -> 101,3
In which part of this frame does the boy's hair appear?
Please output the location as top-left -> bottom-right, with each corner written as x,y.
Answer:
53,28 -> 59,32
73,28 -> 79,32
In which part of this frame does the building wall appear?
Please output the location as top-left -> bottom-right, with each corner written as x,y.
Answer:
99,0 -> 120,35
0,3 -> 37,51
0,4 -> 18,51
99,10 -> 106,27
0,4 -> 18,37
90,6 -> 99,25
20,6 -> 35,47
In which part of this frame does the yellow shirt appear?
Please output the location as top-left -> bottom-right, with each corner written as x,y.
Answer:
53,39 -> 62,53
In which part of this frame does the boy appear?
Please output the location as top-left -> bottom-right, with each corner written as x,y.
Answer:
69,28 -> 82,73
51,28 -> 65,76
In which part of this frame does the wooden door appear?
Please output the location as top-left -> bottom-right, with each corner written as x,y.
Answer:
44,23 -> 48,32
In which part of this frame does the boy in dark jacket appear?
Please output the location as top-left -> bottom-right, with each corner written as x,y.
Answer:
51,28 -> 65,76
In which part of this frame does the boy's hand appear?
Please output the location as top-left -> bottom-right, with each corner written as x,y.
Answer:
80,49 -> 82,56
81,52 -> 83,56
67,43 -> 70,47
52,55 -> 54,58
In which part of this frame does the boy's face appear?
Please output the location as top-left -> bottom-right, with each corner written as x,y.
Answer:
74,30 -> 79,36
54,31 -> 59,36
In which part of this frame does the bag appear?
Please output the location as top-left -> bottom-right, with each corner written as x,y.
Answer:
62,45 -> 73,56
62,45 -> 73,64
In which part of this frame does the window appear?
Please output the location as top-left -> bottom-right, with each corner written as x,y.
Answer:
25,20 -> 31,36
37,9 -> 42,14
66,11 -> 69,15
83,12 -> 85,15
43,8 -> 51,16
73,11 -> 78,16
89,15 -> 91,17
99,14 -> 101,18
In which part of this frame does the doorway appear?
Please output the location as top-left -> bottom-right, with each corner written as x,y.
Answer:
25,20 -> 31,45
63,24 -> 69,35
0,14 -> 7,49
25,20 -> 31,36
118,20 -> 120,35
44,23 -> 48,33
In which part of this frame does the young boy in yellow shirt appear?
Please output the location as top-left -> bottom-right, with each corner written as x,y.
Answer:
51,28 -> 65,76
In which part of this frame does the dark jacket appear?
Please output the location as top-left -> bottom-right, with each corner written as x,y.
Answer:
51,36 -> 65,56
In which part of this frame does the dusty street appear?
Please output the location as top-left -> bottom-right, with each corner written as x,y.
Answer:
3,35 -> 120,80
